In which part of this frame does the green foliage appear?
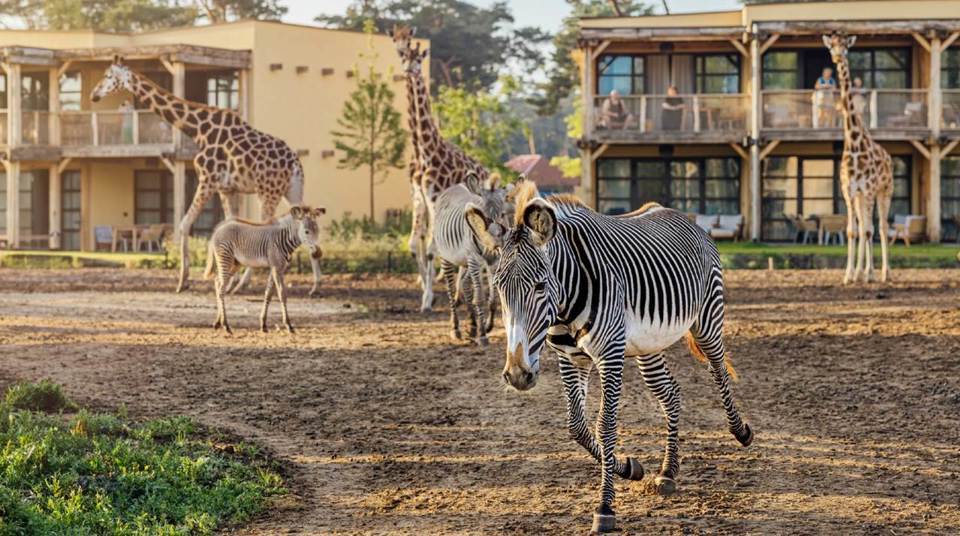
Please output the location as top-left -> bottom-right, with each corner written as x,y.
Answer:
195,0 -> 287,23
316,0 -> 550,93
549,90 -> 585,177
331,20 -> 407,219
434,76 -> 523,178
1,0 -> 198,31
533,0 -> 655,115
4,380 -> 77,412
0,382 -> 282,535
325,210 -> 411,242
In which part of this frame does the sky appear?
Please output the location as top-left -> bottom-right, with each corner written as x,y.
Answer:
293,0 -> 742,33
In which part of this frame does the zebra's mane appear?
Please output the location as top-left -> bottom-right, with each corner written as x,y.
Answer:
230,212 -> 295,227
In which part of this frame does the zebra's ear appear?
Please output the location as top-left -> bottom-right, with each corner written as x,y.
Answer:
290,206 -> 304,219
522,198 -> 556,247
465,203 -> 499,254
845,35 -> 857,48
465,173 -> 482,194
312,207 -> 326,218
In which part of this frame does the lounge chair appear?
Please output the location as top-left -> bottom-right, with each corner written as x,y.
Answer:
889,215 -> 926,246
710,215 -> 744,241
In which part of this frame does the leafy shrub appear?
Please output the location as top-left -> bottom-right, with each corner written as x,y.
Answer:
3,380 -> 77,412
0,382 -> 283,535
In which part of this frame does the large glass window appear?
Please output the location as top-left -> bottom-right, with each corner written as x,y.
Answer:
597,55 -> 644,96
135,170 -> 223,237
849,48 -> 910,89
597,157 -> 740,216
695,54 -> 740,94
943,48 -> 960,88
763,155 -> 912,241
942,157 -> 960,240
0,171 -> 5,234
21,73 -> 49,111
762,51 -> 799,89
62,171 -> 81,250
19,169 -> 50,244
0,72 -> 6,108
59,72 -> 82,111
207,73 -> 239,109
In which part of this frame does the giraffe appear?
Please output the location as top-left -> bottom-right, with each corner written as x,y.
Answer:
90,56 -> 322,294
823,34 -> 894,283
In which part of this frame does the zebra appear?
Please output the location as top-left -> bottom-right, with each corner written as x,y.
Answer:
465,182 -> 753,534
203,205 -> 325,334
432,174 -> 514,346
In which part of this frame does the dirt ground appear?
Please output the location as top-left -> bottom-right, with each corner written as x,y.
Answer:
1,268 -> 959,535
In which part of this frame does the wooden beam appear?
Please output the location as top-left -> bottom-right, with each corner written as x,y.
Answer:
57,157 -> 73,174
759,139 -> 781,160
910,139 -> 931,160
159,156 -> 176,174
759,34 -> 780,56
729,142 -> 748,160
159,56 -> 175,76
56,60 -> 73,78
912,32 -> 931,53
590,40 -> 612,62
591,143 -> 610,162
943,138 -> 960,156
729,38 -> 748,58
944,31 -> 960,51
0,61 -> 9,76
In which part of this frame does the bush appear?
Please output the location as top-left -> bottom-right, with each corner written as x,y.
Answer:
3,380 -> 77,412
0,382 -> 283,535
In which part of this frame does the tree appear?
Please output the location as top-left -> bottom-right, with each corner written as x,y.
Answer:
331,21 -> 407,220
532,0 -> 654,116
195,0 -> 286,23
316,0 -> 549,94
1,0 -> 197,31
434,76 -> 523,179
549,90 -> 585,178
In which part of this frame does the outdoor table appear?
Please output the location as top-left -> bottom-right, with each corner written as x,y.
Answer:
112,225 -> 139,252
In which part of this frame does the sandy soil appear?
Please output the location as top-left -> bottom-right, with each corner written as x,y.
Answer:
1,268 -> 959,535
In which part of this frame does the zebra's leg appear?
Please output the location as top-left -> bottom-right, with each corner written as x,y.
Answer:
484,262 -> 497,334
458,267 -> 479,339
467,258 -> 488,346
636,352 -> 682,496
273,268 -> 294,333
216,268 -> 232,335
259,271 -> 275,333
213,273 -> 224,330
552,340 -> 641,482
592,353 -> 626,534
692,323 -> 752,449
176,182 -> 215,293
440,259 -> 461,340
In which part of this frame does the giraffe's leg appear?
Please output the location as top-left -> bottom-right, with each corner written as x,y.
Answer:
877,193 -> 892,283
862,196 -> 877,283
273,268 -> 294,333
176,183 -> 215,293
440,259 -> 461,341
467,258 -> 488,346
853,193 -> 869,283
219,191 -> 239,219
259,270 -> 275,333
550,336 -> 639,482
843,195 -> 857,285
635,352 -> 683,496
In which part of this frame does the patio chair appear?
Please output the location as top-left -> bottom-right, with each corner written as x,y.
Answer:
138,224 -> 166,252
710,215 -> 744,242
789,215 -> 818,244
889,215 -> 926,247
94,225 -> 129,252
694,214 -> 718,234
887,101 -> 924,128
818,214 -> 846,245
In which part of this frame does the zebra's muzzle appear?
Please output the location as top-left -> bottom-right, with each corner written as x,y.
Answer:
503,344 -> 538,391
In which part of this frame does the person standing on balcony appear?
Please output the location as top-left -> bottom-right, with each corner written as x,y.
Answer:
600,90 -> 634,130
852,77 -> 867,115
120,99 -> 134,144
813,67 -> 837,128
662,85 -> 686,131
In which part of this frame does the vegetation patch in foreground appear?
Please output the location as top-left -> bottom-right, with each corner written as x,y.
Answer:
0,381 -> 283,535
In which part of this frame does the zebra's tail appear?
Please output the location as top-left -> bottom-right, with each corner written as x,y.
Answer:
203,243 -> 215,280
685,332 -> 739,382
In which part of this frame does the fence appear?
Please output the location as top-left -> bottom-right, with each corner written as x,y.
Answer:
60,110 -> 173,146
592,94 -> 749,135
762,89 -> 929,130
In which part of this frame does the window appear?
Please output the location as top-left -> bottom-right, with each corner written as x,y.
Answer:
21,73 -> 49,111
943,48 -> 960,88
597,55 -> 644,96
19,169 -> 50,243
0,170 -> 5,233
135,170 -> 223,237
597,157 -> 740,216
763,155 -> 912,241
848,48 -> 910,89
207,73 -> 239,109
695,54 -> 740,94
762,51 -> 799,89
0,72 -> 6,108
62,171 -> 82,250
942,157 -> 960,240
59,72 -> 82,111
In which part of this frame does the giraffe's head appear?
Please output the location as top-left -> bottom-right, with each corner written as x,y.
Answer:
823,34 -> 857,65
91,56 -> 134,103
466,181 -> 557,392
401,43 -> 429,76
391,24 -> 415,58
289,205 -> 326,259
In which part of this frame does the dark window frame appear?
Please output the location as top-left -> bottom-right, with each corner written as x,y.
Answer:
942,47 -> 960,89
596,54 -> 646,95
596,157 -> 741,215
206,72 -> 240,109
134,169 -> 223,237
694,53 -> 742,94
59,71 -> 82,112
761,47 -> 912,90
61,170 -> 82,250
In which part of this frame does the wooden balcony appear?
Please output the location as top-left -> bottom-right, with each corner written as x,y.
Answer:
59,110 -> 177,158
590,94 -> 749,144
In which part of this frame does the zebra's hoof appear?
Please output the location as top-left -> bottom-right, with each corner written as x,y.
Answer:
624,457 -> 644,481
223,326 -> 233,335
286,325 -> 295,334
654,476 -> 677,497
308,287 -> 319,297
450,329 -> 462,341
735,423 -> 754,447
590,512 -> 616,534
260,325 -> 268,333
476,336 -> 489,347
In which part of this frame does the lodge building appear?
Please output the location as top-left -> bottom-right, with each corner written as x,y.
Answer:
0,21 -> 424,251
578,0 -> 960,242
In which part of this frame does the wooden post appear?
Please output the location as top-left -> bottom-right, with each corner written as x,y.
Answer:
639,95 -> 647,134
8,63 -> 22,146
693,95 -> 701,133
49,67 -> 61,146
132,111 -> 140,145
5,161 -> 19,248
239,68 -> 250,121
870,90 -> 878,129
927,143 -> 942,242
173,160 -> 187,239
91,112 -> 98,146
749,24 -> 762,241
931,36 -> 942,137
171,61 -> 186,148
49,163 -> 61,249
584,43 -> 596,140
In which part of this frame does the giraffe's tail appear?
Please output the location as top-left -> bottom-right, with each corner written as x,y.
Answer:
203,243 -> 216,280
685,332 -> 739,382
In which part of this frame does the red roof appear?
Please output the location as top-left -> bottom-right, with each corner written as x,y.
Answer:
505,154 -> 579,189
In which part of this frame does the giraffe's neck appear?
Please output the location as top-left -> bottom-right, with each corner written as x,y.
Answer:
409,68 -> 442,152
835,58 -> 870,151
129,71 -> 204,141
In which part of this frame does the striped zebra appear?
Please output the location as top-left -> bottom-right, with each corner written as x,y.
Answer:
203,205 -> 325,334
465,183 -> 753,534
432,175 -> 514,346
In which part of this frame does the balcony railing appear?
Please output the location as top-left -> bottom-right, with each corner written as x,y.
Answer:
943,89 -> 960,131
60,110 -> 173,147
592,94 -> 749,136
21,111 -> 52,145
0,110 -> 6,145
762,89 -> 929,131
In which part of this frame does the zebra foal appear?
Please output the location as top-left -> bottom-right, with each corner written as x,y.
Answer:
432,175 -> 513,346
204,205 -> 324,334
466,182 -> 753,534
